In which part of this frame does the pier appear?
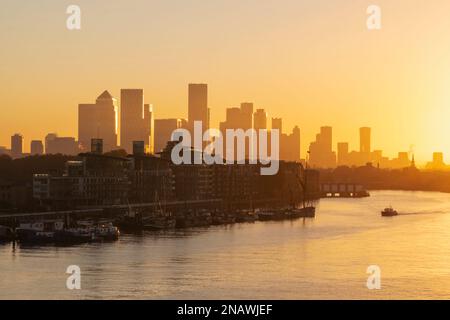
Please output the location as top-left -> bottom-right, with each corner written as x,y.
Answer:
0,199 -> 222,223
0,197 -> 294,225
320,183 -> 369,198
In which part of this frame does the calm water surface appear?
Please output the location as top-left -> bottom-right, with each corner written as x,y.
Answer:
2,190 -> 450,299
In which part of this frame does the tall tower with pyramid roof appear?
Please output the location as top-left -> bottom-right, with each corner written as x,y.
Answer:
78,90 -> 118,152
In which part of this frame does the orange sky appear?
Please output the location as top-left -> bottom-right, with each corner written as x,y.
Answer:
1,0 -> 450,164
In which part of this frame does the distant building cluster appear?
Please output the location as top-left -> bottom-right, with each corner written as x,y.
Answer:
308,126 -> 415,169
0,83 -> 301,163
1,83 -> 448,171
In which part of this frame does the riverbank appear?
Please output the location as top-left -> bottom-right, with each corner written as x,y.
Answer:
0,206 -> 316,245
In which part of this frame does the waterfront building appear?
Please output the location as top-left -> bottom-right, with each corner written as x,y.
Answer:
128,154 -> 174,203
33,153 -> 131,209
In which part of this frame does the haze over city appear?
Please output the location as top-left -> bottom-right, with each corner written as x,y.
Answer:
5,0 -> 450,303
2,0 -> 450,163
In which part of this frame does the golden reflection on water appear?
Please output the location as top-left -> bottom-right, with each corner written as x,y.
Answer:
2,190 -> 450,299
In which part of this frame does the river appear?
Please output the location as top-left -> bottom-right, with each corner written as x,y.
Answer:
2,190 -> 450,299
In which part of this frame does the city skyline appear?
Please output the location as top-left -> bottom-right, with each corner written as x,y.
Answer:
0,82 -> 442,169
0,82 -> 436,164
2,1 -> 450,162
3,1 -> 450,302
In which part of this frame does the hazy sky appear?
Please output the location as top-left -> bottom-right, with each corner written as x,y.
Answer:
1,0 -> 450,163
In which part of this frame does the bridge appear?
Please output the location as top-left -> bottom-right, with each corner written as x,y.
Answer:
320,183 -> 370,198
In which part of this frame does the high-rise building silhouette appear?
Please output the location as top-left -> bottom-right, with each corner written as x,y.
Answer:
188,84 -> 208,130
78,90 -> 118,153
320,126 -> 332,152
154,119 -> 186,154
45,133 -> 57,154
337,142 -> 349,166
240,102 -> 253,130
272,118 -> 282,133
309,126 -> 336,168
279,125 -> 300,161
253,109 -> 267,130
30,140 -> 44,155
219,103 -> 256,161
360,127 -> 371,153
11,134 -> 23,159
120,89 -> 153,154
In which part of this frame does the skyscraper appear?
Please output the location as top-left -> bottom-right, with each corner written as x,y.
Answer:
154,118 -> 184,154
11,134 -> 23,159
219,104 -> 256,161
360,127 -> 371,153
337,142 -> 349,166
78,90 -> 118,153
308,126 -> 336,168
30,140 -> 44,155
290,125 -> 301,161
240,102 -> 253,130
279,125 -> 301,161
120,89 -> 153,154
272,118 -> 282,133
188,84 -> 208,130
252,109 -> 268,161
320,126 -> 332,152
253,109 -> 267,130
45,133 -> 57,154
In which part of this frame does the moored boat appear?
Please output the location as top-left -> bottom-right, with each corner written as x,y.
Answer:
290,206 -> 316,218
211,212 -> 236,225
256,210 -> 275,221
76,220 -> 120,240
257,209 -> 285,221
143,216 -> 176,231
54,228 -> 94,244
235,210 -> 259,223
94,222 -> 120,240
15,220 -> 64,243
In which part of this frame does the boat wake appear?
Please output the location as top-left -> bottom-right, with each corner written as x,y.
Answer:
398,210 -> 447,216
